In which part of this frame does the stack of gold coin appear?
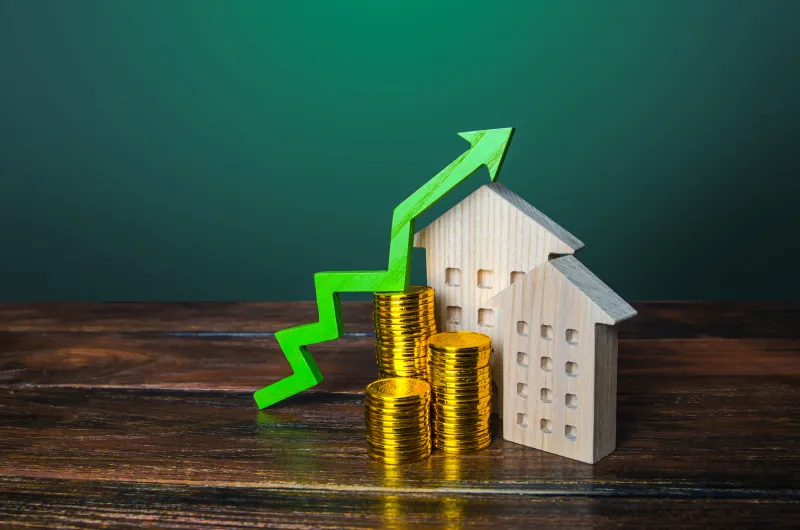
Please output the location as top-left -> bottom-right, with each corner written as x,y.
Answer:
365,377 -> 432,465
373,286 -> 436,379
428,332 -> 492,453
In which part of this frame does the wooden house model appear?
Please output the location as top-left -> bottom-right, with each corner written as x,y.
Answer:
415,182 -> 636,463
491,255 -> 636,463
413,182 -> 584,416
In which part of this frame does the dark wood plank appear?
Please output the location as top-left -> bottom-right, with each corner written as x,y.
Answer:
1,302 -> 798,528
1,331 -> 798,391
0,302 -> 375,333
2,476 -> 798,530
621,301 -> 800,339
1,387 -> 798,493
1,301 -> 798,338
0,333 -> 377,392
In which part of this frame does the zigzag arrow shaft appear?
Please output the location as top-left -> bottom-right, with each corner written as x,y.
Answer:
254,128 -> 515,409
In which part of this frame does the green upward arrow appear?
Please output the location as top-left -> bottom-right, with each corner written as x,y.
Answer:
254,128 -> 515,409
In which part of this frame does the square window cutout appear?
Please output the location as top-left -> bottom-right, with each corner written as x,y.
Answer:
540,356 -> 553,372
446,306 -> 462,325
540,388 -> 553,403
510,271 -> 525,284
517,382 -> 529,398
478,308 -> 495,327
541,325 -> 554,341
565,361 -> 578,377
566,393 -> 578,409
517,321 -> 530,336
540,418 -> 552,434
445,268 -> 461,287
516,413 -> 529,429
565,425 -> 578,441
517,352 -> 529,367
566,329 -> 579,345
477,269 -> 494,289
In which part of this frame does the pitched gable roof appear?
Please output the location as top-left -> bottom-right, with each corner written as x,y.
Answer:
548,255 -> 637,323
414,182 -> 584,253
485,183 -> 584,251
491,255 -> 637,324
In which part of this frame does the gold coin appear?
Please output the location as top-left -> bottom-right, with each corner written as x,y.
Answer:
367,451 -> 431,466
433,438 -> 491,450
433,419 -> 490,431
368,443 -> 430,453
368,440 -> 431,452
367,428 -> 431,440
432,393 -> 491,404
373,299 -> 435,309
365,408 -> 429,421
368,450 -> 430,461
368,449 -> 430,460
373,305 -> 435,315
367,432 -> 430,444
428,367 -> 492,379
431,404 -> 489,414
433,430 -> 491,442
373,284 -> 433,295
374,285 -> 433,298
429,383 -> 492,394
366,378 -> 431,402
427,351 -> 491,365
428,331 -> 491,352
429,374 -> 492,387
377,350 -> 427,359
433,441 -> 491,454
365,413 -> 430,426
428,350 -> 492,359
428,367 -> 491,378
365,396 -> 429,408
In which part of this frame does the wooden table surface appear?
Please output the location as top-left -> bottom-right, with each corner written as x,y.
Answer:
0,301 -> 798,528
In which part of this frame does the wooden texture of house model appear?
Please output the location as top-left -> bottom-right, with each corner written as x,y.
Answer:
414,182 -> 636,463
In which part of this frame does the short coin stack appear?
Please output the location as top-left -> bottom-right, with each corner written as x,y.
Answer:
428,331 -> 493,454
364,377 -> 432,465
373,286 -> 436,379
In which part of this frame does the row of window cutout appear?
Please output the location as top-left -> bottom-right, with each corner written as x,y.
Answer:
445,267 -> 525,289
518,386 -> 579,409
446,306 -> 581,346
519,354 -> 579,377
517,414 -> 578,441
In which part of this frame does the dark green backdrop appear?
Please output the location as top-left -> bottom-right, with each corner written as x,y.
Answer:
1,1 -> 798,301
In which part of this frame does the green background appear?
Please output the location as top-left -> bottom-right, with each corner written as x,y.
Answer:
1,1 -> 797,301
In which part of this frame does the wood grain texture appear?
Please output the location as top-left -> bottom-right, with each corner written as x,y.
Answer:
3,333 -> 798,391
0,302 -> 376,333
1,386 -> 798,492
0,302 -> 798,528
3,476 -> 798,530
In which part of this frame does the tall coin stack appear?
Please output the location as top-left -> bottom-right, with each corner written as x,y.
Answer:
365,377 -> 432,465
373,286 -> 436,379
428,332 -> 493,454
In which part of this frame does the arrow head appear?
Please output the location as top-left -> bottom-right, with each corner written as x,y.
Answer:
457,128 -> 515,181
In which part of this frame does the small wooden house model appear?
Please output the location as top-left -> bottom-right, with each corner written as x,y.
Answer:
491,255 -> 636,463
414,182 -> 584,415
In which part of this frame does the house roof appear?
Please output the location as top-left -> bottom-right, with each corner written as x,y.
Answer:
485,183 -> 584,251
490,255 -> 637,324
414,182 -> 584,252
549,255 -> 637,323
